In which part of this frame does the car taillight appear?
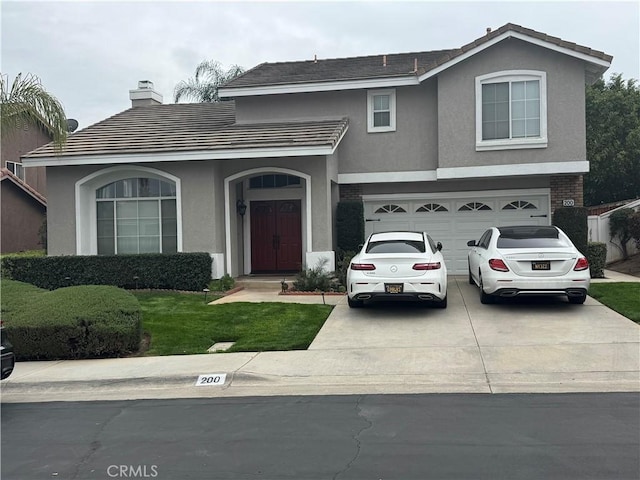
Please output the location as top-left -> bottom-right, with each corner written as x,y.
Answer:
413,262 -> 441,270
574,257 -> 589,271
489,259 -> 510,272
350,263 -> 376,271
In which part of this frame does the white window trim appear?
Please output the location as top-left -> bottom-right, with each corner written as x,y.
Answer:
6,161 -> 25,180
475,70 -> 547,151
75,166 -> 182,255
367,89 -> 396,133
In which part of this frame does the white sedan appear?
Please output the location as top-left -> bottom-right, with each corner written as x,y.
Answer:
346,231 -> 448,308
467,225 -> 590,304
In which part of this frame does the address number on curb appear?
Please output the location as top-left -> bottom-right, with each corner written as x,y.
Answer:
195,374 -> 227,386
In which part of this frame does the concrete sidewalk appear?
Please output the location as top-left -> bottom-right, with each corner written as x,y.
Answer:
1,275 -> 638,403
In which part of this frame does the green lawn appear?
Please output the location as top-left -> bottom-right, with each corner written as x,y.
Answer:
589,283 -> 640,324
133,291 -> 333,355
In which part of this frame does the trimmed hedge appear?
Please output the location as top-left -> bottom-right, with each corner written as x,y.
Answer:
552,207 -> 588,256
336,201 -> 365,253
1,280 -> 141,360
587,242 -> 607,278
1,252 -> 212,291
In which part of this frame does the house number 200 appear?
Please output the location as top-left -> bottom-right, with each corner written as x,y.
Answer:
195,373 -> 227,386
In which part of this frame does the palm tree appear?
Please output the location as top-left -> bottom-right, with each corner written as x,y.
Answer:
1,72 -> 68,149
174,60 -> 245,103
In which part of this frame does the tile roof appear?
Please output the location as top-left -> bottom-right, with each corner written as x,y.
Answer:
223,23 -> 612,89
0,168 -> 47,205
24,102 -> 349,159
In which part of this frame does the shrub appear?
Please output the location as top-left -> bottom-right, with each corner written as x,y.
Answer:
1,280 -> 141,360
293,258 -> 340,292
1,252 -> 212,291
209,274 -> 235,292
628,210 -> 640,249
336,202 -> 365,253
587,242 -> 607,278
335,250 -> 356,288
609,208 -> 635,260
553,207 -> 588,255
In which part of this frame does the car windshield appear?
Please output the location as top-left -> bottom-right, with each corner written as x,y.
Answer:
366,240 -> 426,254
497,227 -> 571,249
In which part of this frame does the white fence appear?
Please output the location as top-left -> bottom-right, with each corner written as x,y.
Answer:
588,199 -> 640,264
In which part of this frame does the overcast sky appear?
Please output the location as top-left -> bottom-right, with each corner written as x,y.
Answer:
2,1 -> 638,129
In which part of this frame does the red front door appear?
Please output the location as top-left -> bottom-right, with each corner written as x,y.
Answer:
250,200 -> 302,273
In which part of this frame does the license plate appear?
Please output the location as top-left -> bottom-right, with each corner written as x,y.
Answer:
385,283 -> 404,294
531,261 -> 550,270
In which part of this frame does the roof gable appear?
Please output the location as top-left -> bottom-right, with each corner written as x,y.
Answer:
219,23 -> 612,97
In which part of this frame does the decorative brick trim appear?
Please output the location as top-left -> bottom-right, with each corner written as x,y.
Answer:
550,175 -> 583,213
339,184 -> 363,201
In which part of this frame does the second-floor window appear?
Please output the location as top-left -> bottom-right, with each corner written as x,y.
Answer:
367,89 -> 396,133
6,161 -> 25,181
475,71 -> 547,151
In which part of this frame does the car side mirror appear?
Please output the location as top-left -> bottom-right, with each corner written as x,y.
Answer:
436,242 -> 443,251
467,240 -> 477,247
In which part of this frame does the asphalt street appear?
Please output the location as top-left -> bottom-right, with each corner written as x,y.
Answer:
2,393 -> 638,480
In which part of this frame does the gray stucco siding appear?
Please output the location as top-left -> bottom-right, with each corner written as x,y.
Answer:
234,83 -> 439,175
438,38 -> 587,169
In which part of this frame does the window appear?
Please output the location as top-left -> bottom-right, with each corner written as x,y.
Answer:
476,71 -> 547,150
366,240 -> 425,254
459,202 -> 492,211
96,178 -> 177,255
502,200 -> 537,210
416,203 -> 448,213
249,174 -> 300,189
375,204 -> 406,213
6,162 -> 24,181
367,89 -> 396,133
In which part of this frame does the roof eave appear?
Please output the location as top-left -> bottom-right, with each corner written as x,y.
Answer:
220,29 -> 612,97
21,122 -> 349,167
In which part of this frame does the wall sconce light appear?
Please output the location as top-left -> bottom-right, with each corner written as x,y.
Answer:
236,199 -> 247,216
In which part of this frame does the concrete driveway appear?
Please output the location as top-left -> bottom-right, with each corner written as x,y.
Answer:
309,277 -> 640,393
2,275 -> 638,402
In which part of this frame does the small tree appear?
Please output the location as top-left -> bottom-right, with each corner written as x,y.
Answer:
609,208 -> 634,260
628,210 -> 640,250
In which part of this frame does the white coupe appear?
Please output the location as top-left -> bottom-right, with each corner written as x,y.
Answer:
346,231 -> 448,308
467,225 -> 590,304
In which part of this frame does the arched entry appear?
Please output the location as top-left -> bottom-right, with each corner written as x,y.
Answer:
224,167 -> 312,276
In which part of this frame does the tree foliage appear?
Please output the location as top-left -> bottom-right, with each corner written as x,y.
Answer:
174,60 -> 244,103
609,208 -> 635,260
1,72 -> 68,149
585,74 -> 640,206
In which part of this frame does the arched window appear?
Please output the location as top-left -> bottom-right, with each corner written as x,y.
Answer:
416,203 -> 448,212
375,204 -> 407,213
502,200 -> 537,210
96,178 -> 177,254
458,202 -> 492,211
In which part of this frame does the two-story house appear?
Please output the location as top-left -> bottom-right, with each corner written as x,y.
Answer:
1,123 -> 51,252
22,23 -> 611,275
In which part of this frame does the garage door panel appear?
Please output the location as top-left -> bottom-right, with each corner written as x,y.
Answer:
364,192 -> 549,274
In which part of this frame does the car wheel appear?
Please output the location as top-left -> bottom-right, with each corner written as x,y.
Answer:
568,293 -> 587,305
468,267 -> 474,285
347,296 -> 364,308
433,295 -> 447,308
479,276 -> 494,304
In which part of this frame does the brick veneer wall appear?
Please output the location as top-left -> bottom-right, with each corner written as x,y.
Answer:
339,184 -> 363,201
550,175 -> 584,213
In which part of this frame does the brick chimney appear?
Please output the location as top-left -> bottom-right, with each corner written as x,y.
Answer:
129,80 -> 163,107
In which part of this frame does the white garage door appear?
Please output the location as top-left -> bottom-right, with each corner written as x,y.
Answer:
364,190 -> 550,274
